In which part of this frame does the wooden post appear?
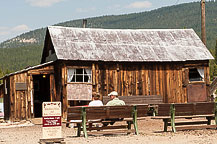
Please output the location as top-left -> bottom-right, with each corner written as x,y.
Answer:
132,105 -> 138,135
201,0 -> 206,46
163,119 -> 168,132
82,107 -> 88,138
170,104 -> 176,132
215,102 -> 217,125
77,123 -> 81,137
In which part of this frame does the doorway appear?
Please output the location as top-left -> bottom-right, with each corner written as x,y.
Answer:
33,74 -> 50,117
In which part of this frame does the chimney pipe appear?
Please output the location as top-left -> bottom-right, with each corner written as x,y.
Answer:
201,0 -> 206,46
83,19 -> 87,28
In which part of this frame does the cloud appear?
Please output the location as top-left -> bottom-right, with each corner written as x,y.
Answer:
107,4 -> 121,10
76,7 -> 96,13
25,0 -> 64,7
0,24 -> 30,36
0,25 -> 30,42
0,27 -> 9,36
126,1 -> 152,9
11,25 -> 29,32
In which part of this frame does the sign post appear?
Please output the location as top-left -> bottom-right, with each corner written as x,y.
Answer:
40,102 -> 64,143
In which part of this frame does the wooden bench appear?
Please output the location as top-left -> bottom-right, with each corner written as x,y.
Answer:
103,95 -> 163,116
102,95 -> 163,105
67,105 -> 148,138
152,102 -> 217,132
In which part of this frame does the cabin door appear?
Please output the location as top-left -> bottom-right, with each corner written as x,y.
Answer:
185,67 -> 207,102
33,74 -> 50,117
187,83 -> 207,102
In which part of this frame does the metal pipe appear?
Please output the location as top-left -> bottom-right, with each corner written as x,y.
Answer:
83,19 -> 87,28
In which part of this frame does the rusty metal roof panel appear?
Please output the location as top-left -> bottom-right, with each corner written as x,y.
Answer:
47,26 -> 214,62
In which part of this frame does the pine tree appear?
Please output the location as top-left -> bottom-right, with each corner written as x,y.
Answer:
212,39 -> 217,79
215,39 -> 217,64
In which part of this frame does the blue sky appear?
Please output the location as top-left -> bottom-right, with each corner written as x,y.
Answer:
0,0 -> 199,43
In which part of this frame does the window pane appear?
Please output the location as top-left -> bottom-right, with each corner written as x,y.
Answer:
76,69 -> 83,74
67,68 -> 75,82
68,68 -> 92,83
197,68 -> 204,79
76,75 -> 83,82
189,68 -> 203,82
84,75 -> 89,82
84,68 -> 92,83
71,75 -> 75,82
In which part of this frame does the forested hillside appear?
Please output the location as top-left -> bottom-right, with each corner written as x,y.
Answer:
0,1 -> 217,79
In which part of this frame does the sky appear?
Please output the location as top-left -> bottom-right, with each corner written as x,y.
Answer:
0,0 -> 200,43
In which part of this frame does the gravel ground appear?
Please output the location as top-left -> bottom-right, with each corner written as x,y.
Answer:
0,117 -> 217,144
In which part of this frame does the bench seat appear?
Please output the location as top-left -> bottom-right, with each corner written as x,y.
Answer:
67,105 -> 149,138
152,114 -> 215,119
151,102 -> 217,132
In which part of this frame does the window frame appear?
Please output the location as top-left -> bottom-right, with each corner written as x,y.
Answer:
67,66 -> 92,84
188,67 -> 204,83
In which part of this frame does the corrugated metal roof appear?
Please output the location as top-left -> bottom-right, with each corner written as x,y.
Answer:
47,26 -> 214,62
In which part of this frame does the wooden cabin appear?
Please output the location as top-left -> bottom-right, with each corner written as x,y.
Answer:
0,26 -> 214,121
0,62 -> 54,121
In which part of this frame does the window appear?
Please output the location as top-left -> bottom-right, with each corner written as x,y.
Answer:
189,68 -> 204,82
67,68 -> 92,83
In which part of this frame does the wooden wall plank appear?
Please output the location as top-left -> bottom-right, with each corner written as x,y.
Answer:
145,66 -> 149,95
138,66 -> 142,95
27,75 -> 32,119
155,65 -> 160,96
128,68 -> 132,95
159,65 -> 163,98
100,65 -> 105,98
62,64 -> 67,119
10,76 -> 14,121
119,65 -> 123,96
141,65 -> 145,95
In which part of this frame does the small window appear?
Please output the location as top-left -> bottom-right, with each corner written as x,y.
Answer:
189,68 -> 204,82
67,68 -> 92,83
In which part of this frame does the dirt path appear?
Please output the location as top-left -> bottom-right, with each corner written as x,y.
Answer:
0,117 -> 217,144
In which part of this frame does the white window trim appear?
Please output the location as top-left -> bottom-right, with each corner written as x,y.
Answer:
67,67 -> 92,83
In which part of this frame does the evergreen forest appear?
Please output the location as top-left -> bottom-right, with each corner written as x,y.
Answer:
0,1 -> 217,80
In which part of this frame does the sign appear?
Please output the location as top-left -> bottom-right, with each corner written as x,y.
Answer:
15,83 -> 27,91
43,116 -> 61,127
42,127 -> 62,139
43,102 -> 61,117
42,102 -> 62,139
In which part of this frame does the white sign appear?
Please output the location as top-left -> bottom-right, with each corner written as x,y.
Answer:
43,126 -> 62,139
43,102 -> 61,117
42,102 -> 62,140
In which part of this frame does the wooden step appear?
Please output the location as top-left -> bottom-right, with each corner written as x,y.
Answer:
168,121 -> 209,126
176,125 -> 217,131
88,129 -> 135,135
87,125 -> 128,131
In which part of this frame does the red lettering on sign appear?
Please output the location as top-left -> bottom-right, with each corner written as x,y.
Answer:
43,116 -> 61,127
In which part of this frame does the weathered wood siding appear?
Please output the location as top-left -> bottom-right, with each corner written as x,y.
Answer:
2,60 -> 210,121
8,72 -> 29,121
60,61 -> 209,106
90,61 -> 210,103
3,65 -> 54,121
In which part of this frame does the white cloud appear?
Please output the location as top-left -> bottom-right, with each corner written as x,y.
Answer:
76,7 -> 96,13
11,25 -> 29,32
0,25 -> 30,42
126,1 -> 152,9
0,27 -> 9,36
25,0 -> 64,7
108,4 -> 121,10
